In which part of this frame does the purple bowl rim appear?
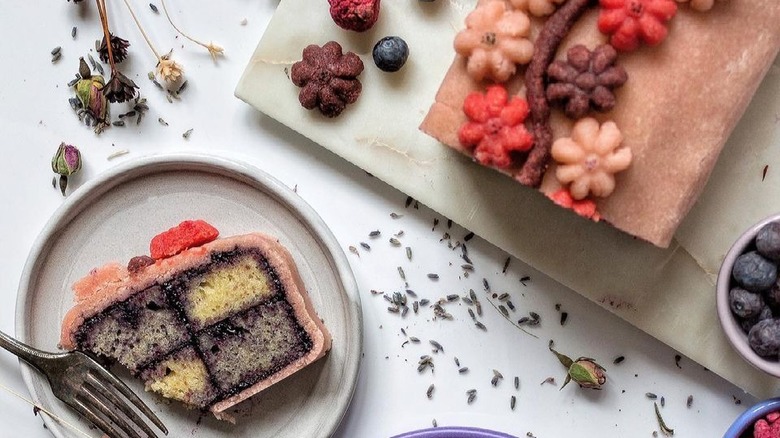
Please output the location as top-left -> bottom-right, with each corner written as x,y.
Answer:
391,426 -> 518,438
716,213 -> 780,378
723,397 -> 780,437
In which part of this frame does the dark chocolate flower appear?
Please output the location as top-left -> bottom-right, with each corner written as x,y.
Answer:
98,34 -> 130,64
103,71 -> 138,103
290,41 -> 364,118
545,44 -> 628,119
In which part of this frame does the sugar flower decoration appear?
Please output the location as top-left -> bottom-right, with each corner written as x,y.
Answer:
454,0 -> 534,82
291,41 -> 364,118
675,0 -> 723,11
551,117 -> 632,199
548,188 -> 600,221
597,0 -> 678,52
458,85 -> 534,169
546,44 -> 628,119
509,0 -> 566,17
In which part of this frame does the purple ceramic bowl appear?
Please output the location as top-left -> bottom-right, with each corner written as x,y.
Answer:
716,213 -> 780,378
392,427 -> 518,438
723,397 -> 780,437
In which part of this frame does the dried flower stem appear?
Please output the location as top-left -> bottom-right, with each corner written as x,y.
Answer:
95,0 -> 116,71
0,380 -> 93,438
160,0 -> 223,59
121,0 -> 161,60
484,298 -> 538,338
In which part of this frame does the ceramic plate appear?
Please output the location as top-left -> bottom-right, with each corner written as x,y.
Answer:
14,153 -> 362,438
392,427 -> 518,438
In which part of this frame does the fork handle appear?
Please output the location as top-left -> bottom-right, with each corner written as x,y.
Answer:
0,330 -> 60,371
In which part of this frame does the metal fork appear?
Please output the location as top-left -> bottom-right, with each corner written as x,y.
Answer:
0,330 -> 168,438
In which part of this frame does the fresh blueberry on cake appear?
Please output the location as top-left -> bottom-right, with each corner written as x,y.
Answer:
60,220 -> 332,420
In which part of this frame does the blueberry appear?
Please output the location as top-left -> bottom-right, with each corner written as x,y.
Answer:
732,251 -> 777,292
730,287 -> 765,318
373,36 -> 409,73
757,222 -> 780,261
740,306 -> 773,334
748,318 -> 780,357
764,282 -> 780,312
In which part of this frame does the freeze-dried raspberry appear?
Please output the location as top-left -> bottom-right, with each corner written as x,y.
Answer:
328,0 -> 380,32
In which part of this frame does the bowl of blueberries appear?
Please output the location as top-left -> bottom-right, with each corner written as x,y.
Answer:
717,214 -> 780,378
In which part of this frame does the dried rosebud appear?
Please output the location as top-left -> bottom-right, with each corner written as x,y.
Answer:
567,358 -> 607,389
51,143 -> 82,196
78,57 -> 91,79
550,345 -> 607,390
74,58 -> 109,129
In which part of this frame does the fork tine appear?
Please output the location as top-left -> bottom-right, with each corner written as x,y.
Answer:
86,371 -> 159,438
70,396 -> 126,438
86,366 -> 168,434
82,382 -> 145,438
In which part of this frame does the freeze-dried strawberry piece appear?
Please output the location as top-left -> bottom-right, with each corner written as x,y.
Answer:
150,220 -> 219,260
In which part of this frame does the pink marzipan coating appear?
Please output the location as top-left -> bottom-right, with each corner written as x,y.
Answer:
60,233 -> 332,416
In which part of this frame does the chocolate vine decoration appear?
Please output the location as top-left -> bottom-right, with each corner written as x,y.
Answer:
520,0 -> 595,187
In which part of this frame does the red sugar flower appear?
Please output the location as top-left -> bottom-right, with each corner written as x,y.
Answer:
598,0 -> 677,52
458,85 -> 534,169
548,188 -> 601,221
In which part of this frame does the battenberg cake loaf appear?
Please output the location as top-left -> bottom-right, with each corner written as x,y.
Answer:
420,0 -> 780,247
60,220 -> 332,420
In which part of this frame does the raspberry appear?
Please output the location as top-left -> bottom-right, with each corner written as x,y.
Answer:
149,220 -> 219,260
328,0 -> 380,32
730,287 -> 766,319
757,222 -> 780,262
748,319 -> 780,357
733,251 -> 778,292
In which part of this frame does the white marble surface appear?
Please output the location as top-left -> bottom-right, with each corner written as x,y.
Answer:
0,1 -> 761,436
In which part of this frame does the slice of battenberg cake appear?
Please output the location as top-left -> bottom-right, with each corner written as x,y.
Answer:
59,220 -> 332,420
